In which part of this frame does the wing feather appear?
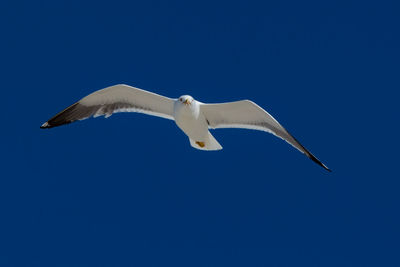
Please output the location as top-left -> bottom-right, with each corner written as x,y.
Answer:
201,100 -> 331,171
41,84 -> 175,129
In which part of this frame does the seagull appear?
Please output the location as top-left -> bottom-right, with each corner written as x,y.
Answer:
41,84 -> 331,171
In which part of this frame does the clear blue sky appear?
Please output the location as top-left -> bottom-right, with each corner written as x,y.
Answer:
1,0 -> 399,266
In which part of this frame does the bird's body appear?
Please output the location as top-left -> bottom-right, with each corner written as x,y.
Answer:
41,84 -> 330,171
173,96 -> 222,150
174,96 -> 205,141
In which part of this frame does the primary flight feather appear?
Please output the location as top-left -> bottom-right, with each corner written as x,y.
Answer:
41,84 -> 331,171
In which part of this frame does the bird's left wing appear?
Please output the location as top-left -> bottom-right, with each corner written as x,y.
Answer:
201,100 -> 331,171
41,84 -> 175,129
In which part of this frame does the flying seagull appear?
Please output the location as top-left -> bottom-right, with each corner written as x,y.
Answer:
40,84 -> 331,171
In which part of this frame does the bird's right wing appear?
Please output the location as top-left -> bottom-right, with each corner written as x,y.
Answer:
41,84 -> 175,128
201,100 -> 331,171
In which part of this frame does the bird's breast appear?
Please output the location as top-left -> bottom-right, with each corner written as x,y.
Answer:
173,105 -> 208,140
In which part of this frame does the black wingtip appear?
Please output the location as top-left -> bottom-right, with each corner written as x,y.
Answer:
40,122 -> 50,129
322,165 -> 332,172
306,151 -> 332,172
287,133 -> 331,172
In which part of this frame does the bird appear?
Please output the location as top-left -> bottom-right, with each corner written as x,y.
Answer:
40,84 -> 331,171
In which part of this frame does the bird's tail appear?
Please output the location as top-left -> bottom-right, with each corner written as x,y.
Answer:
189,131 -> 222,151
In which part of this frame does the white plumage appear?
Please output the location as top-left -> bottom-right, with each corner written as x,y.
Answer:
41,84 -> 330,171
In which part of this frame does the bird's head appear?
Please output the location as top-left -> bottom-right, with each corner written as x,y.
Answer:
178,95 -> 194,106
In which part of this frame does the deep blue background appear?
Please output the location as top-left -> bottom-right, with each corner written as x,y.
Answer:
1,0 -> 399,266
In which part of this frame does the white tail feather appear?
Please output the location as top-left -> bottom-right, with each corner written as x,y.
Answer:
189,131 -> 222,151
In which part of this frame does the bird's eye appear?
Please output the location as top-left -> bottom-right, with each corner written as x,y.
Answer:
179,98 -> 182,101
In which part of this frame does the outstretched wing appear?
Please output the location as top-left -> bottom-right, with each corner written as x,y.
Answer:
41,84 -> 175,129
201,100 -> 331,171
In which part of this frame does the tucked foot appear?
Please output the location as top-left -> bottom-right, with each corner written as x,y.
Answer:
195,141 -> 205,148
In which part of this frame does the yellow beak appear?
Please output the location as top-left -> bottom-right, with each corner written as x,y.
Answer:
183,99 -> 190,105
